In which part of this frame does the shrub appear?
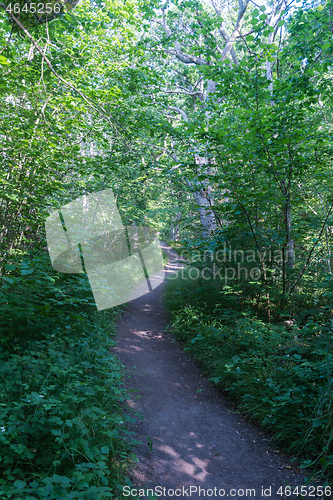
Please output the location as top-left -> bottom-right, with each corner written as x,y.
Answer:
166,270 -> 333,483
0,253 -> 136,499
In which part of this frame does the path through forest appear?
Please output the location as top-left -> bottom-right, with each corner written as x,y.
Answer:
114,243 -> 303,500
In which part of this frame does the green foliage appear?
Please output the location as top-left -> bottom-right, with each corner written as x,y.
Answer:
140,0 -> 333,316
0,252 -> 94,344
1,0 -> 333,492
166,271 -> 333,482
0,0 -> 169,264
0,253 -> 136,499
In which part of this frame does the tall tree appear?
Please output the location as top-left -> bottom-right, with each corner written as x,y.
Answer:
136,0 -> 292,238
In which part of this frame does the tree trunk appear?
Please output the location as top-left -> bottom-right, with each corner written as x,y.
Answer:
193,154 -> 217,239
285,194 -> 294,270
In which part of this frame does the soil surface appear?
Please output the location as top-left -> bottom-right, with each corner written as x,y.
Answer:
114,243 -> 304,500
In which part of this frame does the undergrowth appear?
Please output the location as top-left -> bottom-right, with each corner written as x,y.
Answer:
0,252 -> 137,499
165,265 -> 333,484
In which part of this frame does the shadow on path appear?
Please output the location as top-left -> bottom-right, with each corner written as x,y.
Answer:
114,243 -> 302,500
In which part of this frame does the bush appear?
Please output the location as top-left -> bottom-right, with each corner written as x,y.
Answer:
165,270 -> 333,483
0,253 -> 136,499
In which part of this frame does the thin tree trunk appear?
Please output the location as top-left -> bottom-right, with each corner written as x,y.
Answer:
285,197 -> 294,269
193,154 -> 217,238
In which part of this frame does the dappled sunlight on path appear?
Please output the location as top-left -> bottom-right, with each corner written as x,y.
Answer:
114,243 -> 302,499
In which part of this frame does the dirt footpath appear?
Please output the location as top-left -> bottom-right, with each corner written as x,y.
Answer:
114,243 -> 304,500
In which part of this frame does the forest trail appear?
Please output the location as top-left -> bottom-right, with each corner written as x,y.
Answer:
114,243 -> 303,500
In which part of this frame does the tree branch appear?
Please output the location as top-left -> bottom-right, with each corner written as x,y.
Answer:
0,24 -> 14,55
163,48 -> 208,65
167,106 -> 189,122
217,26 -> 239,66
219,0 -> 250,62
0,4 -> 127,134
288,206 -> 333,296
162,89 -> 204,98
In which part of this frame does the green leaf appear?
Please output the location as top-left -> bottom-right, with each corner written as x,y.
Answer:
51,429 -> 62,436
13,480 -> 27,489
21,269 -> 34,275
3,276 -> 14,283
5,264 -> 16,271
0,55 -> 10,65
124,477 -> 134,487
